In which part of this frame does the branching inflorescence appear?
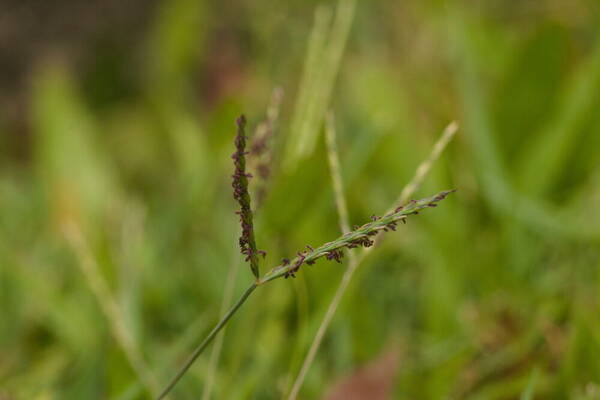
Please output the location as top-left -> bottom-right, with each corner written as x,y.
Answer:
157,115 -> 455,399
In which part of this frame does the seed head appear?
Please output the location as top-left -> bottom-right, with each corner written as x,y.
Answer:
271,190 -> 456,280
232,115 -> 265,279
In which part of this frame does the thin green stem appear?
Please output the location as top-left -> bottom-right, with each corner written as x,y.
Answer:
201,254 -> 242,400
157,283 -> 258,400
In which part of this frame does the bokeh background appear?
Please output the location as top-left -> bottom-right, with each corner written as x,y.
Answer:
1,0 -> 600,399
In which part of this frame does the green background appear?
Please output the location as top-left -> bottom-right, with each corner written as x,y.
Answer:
1,0 -> 600,398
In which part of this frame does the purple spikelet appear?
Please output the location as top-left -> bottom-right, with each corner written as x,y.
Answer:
232,115 -> 264,278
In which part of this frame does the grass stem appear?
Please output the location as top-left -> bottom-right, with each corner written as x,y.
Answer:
201,255 -> 242,400
157,282 -> 258,400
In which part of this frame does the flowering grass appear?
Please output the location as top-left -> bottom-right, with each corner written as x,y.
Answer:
1,1 -> 599,399
156,116 -> 455,398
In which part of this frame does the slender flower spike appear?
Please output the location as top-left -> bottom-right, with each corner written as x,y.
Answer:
262,190 -> 456,283
232,115 -> 263,279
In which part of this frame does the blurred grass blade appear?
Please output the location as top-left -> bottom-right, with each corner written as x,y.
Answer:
202,255 -> 242,400
448,9 -> 600,240
32,64 -> 116,228
324,112 -> 351,234
517,37 -> 600,195
520,367 -> 539,400
286,0 -> 356,170
287,5 -> 331,162
146,0 -> 206,95
62,222 -> 158,398
397,121 -> 459,205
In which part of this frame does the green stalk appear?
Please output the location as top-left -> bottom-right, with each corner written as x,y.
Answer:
157,283 -> 258,399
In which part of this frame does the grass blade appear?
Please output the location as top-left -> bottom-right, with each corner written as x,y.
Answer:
62,222 -> 158,398
520,367 -> 539,400
286,0 -> 356,170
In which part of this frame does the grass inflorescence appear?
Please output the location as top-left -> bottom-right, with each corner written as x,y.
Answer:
265,190 -> 456,281
156,116 -> 454,399
231,115 -> 265,279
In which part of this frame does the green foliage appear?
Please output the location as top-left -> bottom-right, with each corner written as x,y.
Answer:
1,1 -> 600,399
